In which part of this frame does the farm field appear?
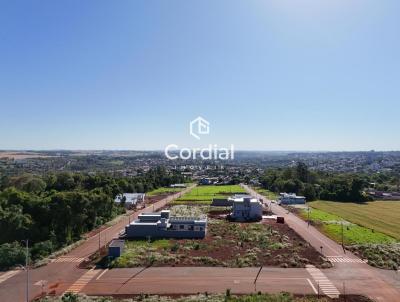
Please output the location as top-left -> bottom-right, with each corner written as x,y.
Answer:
308,200 -> 400,241
147,186 -> 186,197
174,185 -> 245,204
110,205 -> 329,269
298,207 -> 396,245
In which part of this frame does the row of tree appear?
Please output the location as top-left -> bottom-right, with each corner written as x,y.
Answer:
0,167 -> 186,269
259,162 -> 372,202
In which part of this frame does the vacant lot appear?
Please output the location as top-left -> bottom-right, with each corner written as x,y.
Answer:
296,202 -> 400,269
147,187 -> 185,197
308,200 -> 400,241
298,207 -> 395,245
173,185 -> 245,205
110,205 -> 329,269
37,293 -> 373,302
348,243 -> 400,270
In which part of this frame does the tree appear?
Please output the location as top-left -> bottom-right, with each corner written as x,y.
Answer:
296,162 -> 309,183
302,184 -> 317,201
0,242 -> 26,269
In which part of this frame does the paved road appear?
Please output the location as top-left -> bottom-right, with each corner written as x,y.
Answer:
1,184 -> 399,301
0,185 -> 194,302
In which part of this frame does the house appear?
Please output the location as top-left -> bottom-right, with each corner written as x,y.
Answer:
114,193 -> 146,209
124,210 -> 207,239
230,195 -> 263,221
199,178 -> 213,185
108,239 -> 125,258
278,193 -> 306,205
170,184 -> 187,188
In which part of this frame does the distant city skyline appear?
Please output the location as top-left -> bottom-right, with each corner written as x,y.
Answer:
1,0 -> 399,151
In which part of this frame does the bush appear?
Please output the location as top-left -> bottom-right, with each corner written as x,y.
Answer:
31,240 -> 54,260
0,242 -> 26,269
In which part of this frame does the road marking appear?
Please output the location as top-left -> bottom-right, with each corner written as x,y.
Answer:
96,268 -> 109,280
52,256 -> 85,263
65,269 -> 99,293
307,278 -> 318,294
0,270 -> 20,284
306,266 -> 340,298
326,256 -> 366,263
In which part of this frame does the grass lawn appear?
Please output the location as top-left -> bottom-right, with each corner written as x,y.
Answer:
174,185 -> 245,204
299,207 -> 396,245
307,200 -> 400,241
147,187 -> 185,197
254,187 -> 279,200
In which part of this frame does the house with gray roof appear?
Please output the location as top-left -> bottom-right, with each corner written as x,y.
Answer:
124,210 -> 207,239
278,193 -> 306,205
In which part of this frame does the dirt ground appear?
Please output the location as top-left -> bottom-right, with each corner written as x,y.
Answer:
109,207 -> 331,269
35,293 -> 373,302
145,193 -> 176,205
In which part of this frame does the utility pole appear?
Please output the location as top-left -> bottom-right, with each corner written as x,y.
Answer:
307,206 -> 310,227
343,281 -> 346,302
98,232 -> 101,254
24,239 -> 29,302
341,221 -> 344,247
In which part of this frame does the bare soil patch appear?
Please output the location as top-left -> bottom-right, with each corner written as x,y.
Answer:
110,207 -> 331,269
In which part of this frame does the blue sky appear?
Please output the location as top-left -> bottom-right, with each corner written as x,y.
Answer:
0,0 -> 399,151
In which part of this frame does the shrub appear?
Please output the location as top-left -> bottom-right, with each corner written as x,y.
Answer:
0,242 -> 26,269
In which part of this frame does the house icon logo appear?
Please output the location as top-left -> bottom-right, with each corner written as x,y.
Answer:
190,116 -> 210,140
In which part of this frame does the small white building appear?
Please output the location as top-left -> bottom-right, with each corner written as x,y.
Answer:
230,195 -> 263,221
278,193 -> 306,205
170,184 -> 187,188
115,193 -> 146,209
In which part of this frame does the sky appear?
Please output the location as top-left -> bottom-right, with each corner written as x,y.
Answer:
0,0 -> 399,151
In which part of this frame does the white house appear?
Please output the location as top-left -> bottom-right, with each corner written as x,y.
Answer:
115,193 -> 146,209
230,195 -> 263,221
278,193 -> 306,205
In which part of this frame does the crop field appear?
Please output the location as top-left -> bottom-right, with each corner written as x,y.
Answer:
147,187 -> 185,197
307,200 -> 400,241
173,185 -> 245,204
299,207 -> 396,245
110,205 -> 329,269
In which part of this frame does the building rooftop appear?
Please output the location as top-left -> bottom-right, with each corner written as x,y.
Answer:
115,193 -> 146,204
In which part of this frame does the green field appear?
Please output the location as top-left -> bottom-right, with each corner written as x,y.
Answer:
308,200 -> 400,241
254,187 -> 279,200
174,185 -> 245,204
300,207 -> 395,244
147,187 -> 185,197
